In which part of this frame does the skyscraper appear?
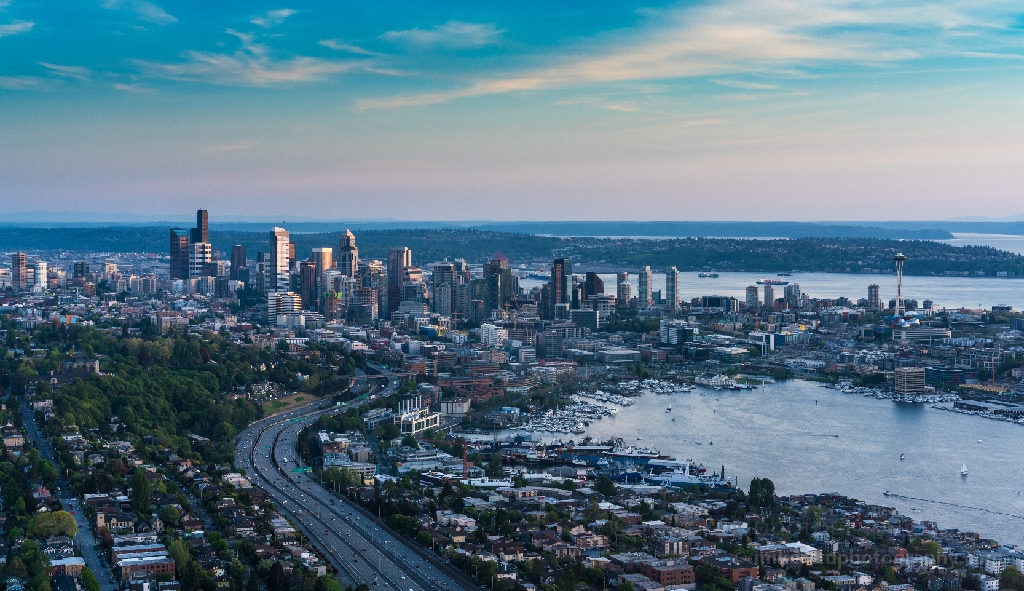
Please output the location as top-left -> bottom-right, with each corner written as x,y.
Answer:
387,246 -> 412,317
310,247 -> 333,299
431,262 -> 456,317
583,272 -> 604,301
784,283 -> 801,308
484,256 -> 513,313
763,284 -> 775,311
11,253 -> 27,292
338,229 -> 359,278
665,266 -> 680,312
191,209 -> 209,244
299,260 -> 318,311
169,229 -> 190,279
268,227 -> 290,294
189,242 -> 211,278
616,271 -> 631,307
33,261 -> 47,293
745,285 -> 760,310
638,266 -> 652,309
868,284 -> 882,311
230,245 -> 247,280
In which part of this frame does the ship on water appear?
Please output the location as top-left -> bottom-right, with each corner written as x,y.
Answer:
643,462 -> 735,490
756,277 -> 789,285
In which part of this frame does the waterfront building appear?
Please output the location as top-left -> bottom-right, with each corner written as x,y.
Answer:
894,367 -> 926,395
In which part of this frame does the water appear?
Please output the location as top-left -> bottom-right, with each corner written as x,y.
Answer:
519,271 -> 1024,310
939,233 -> 1024,256
564,380 -> 1024,544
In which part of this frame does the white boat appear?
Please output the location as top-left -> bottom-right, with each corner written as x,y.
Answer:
960,464 -> 968,476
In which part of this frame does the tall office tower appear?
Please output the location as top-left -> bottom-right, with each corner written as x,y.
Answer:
868,284 -> 882,311
189,242 -> 212,278
583,272 -> 604,302
33,262 -> 47,293
638,266 -> 652,309
310,247 -> 333,293
784,283 -> 801,308
431,262 -> 456,317
288,242 -> 297,271
745,285 -> 760,310
299,261 -> 318,311
616,272 -> 632,307
267,291 -> 302,325
763,284 -> 775,311
11,253 -> 27,292
387,247 -> 412,316
230,245 -> 247,280
337,229 -> 359,278
191,209 -> 209,244
484,256 -> 513,313
268,227 -> 290,293
452,259 -> 471,319
543,257 -> 572,318
169,229 -> 190,279
665,266 -> 680,312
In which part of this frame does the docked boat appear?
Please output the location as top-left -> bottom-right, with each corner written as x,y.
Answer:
644,463 -> 735,490
695,374 -> 741,390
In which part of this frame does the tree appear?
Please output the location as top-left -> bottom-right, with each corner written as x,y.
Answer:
401,435 -> 419,449
82,568 -> 101,591
267,562 -> 288,591
1001,566 -> 1024,591
168,538 -> 191,568
748,477 -> 776,509
594,474 -> 617,497
131,468 -> 152,514
33,510 -> 78,538
159,505 -> 181,528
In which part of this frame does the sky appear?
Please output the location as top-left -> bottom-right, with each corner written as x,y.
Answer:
2,0 -> 1024,221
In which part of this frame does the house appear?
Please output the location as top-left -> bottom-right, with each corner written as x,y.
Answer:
1,423 -> 24,448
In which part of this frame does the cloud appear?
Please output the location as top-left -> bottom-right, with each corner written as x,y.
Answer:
0,19 -> 33,37
381,21 -> 505,49
39,62 -> 92,81
102,0 -> 177,25
319,38 -> 376,55
204,141 -> 254,153
134,29 -> 360,86
113,82 -> 154,93
711,79 -> 779,89
0,75 -> 43,90
360,0 -> 1020,109
0,0 -> 12,8
605,104 -> 640,112
250,9 -> 296,28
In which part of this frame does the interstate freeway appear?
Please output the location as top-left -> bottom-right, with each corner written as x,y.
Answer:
235,375 -> 474,591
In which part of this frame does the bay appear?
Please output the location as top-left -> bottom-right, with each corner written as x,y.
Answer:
566,380 -> 1024,545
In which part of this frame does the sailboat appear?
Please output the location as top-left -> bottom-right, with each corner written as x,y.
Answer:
960,464 -> 968,476
666,405 -> 672,412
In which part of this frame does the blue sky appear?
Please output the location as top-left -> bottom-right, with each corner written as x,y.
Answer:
2,0 -> 1024,221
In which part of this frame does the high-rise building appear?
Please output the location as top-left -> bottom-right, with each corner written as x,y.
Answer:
583,272 -> 604,301
638,266 -> 652,309
665,266 -> 680,312
299,261 -> 318,311
541,257 -> 573,319
745,285 -> 760,310
484,256 -> 513,313
230,245 -> 247,281
169,229 -> 190,279
784,283 -> 801,308
868,284 -> 882,311
616,271 -> 631,307
33,261 -> 47,293
387,247 -> 412,317
431,262 -> 456,317
189,242 -> 211,278
191,209 -> 209,244
268,227 -> 290,294
338,230 -> 359,278
267,291 -> 302,325
310,247 -> 333,298
288,242 -> 297,271
11,253 -> 27,292
763,284 -> 775,311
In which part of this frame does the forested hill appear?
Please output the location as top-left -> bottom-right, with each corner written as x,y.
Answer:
1,227 -> 1023,277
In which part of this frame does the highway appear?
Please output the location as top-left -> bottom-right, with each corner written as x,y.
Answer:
236,374 -> 474,591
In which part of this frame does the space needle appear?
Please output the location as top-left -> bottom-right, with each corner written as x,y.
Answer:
893,252 -> 907,316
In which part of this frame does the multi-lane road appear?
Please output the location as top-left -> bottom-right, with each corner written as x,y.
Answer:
236,375 -> 473,591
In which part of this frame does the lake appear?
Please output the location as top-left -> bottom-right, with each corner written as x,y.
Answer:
566,380 -> 1024,545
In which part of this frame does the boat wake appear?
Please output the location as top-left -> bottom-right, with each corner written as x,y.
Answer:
884,492 -> 1024,521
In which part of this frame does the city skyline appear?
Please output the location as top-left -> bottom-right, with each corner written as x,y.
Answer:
3,1 -> 1024,220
